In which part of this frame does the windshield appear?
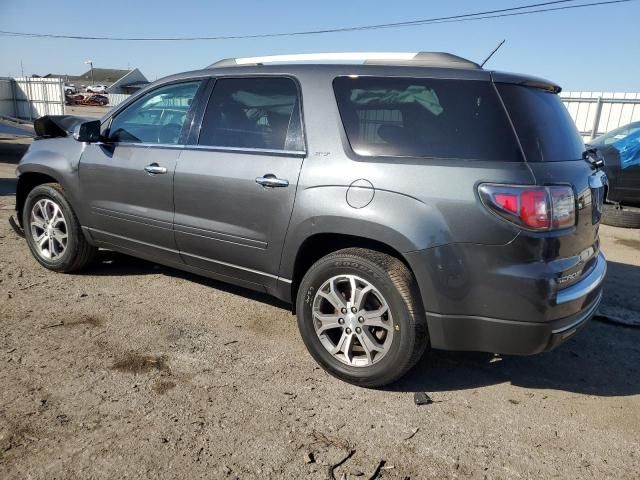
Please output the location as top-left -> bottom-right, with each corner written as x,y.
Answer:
590,121 -> 640,147
498,84 -> 584,162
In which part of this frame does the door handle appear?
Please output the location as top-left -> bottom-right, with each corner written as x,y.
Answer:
144,163 -> 168,175
255,174 -> 289,188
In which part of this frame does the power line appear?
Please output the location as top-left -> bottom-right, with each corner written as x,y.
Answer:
0,0 -> 633,41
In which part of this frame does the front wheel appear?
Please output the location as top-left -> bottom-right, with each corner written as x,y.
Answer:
23,183 -> 97,272
296,248 -> 428,387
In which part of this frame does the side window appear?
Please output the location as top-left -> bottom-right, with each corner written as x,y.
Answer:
108,81 -> 201,145
199,77 -> 304,152
333,76 -> 521,161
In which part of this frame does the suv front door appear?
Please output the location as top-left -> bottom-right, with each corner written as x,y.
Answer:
173,77 -> 306,289
79,80 -> 202,263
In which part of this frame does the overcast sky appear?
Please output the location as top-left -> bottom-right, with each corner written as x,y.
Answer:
1,0 -> 638,91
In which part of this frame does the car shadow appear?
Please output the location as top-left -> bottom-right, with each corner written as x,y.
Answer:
390,259 -> 640,397
0,138 -> 30,164
82,250 -> 290,310
81,252 -> 639,397
0,178 -> 16,196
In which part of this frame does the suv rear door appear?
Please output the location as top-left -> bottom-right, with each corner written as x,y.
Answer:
79,80 -> 202,263
173,76 -> 305,289
496,81 -> 606,285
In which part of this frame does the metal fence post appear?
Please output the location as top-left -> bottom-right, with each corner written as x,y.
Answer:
590,97 -> 603,140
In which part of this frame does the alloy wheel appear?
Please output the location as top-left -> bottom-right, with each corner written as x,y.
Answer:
30,198 -> 68,260
312,274 -> 394,367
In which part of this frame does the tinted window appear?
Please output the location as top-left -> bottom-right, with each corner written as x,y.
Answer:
333,76 -> 521,161
498,84 -> 584,162
108,81 -> 201,144
199,77 -> 304,151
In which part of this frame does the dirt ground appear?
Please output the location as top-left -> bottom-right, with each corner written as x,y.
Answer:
64,105 -> 111,119
1,137 -> 639,479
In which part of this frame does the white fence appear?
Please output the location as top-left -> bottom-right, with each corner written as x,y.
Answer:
106,93 -> 131,107
561,91 -> 640,141
0,77 -> 65,120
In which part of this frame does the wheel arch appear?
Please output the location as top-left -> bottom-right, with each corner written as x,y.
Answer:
286,231 -> 422,309
16,171 -> 61,226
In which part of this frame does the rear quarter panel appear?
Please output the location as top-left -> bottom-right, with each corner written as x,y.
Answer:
279,70 -> 536,279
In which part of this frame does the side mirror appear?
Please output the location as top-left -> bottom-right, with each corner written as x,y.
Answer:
73,120 -> 101,143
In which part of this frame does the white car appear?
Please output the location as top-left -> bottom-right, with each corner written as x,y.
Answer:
86,85 -> 108,93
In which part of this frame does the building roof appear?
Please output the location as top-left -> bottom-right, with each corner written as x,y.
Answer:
76,68 -> 131,84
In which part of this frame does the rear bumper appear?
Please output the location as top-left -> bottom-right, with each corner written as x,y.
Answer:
426,290 -> 601,355
423,251 -> 606,355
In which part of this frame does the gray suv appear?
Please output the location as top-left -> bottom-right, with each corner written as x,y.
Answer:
11,52 -> 607,387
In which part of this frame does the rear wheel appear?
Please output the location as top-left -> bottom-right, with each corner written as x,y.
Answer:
296,248 -> 428,387
23,183 -> 97,272
601,203 -> 640,228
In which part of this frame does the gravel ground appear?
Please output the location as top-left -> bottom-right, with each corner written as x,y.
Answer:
1,138 -> 639,479
65,105 -> 111,119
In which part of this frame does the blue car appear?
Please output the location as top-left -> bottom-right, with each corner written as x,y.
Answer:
589,121 -> 640,227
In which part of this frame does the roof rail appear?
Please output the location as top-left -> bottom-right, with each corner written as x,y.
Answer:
208,52 -> 481,70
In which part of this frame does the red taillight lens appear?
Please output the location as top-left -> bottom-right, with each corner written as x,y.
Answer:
479,184 -> 575,231
520,190 -> 550,229
493,193 -> 518,214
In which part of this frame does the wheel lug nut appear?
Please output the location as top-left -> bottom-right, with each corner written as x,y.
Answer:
351,307 -> 357,313
358,316 -> 364,323
355,327 -> 362,334
338,318 -> 344,324
341,308 -> 347,314
346,328 -> 352,334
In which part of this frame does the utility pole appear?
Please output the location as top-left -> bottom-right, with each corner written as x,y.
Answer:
84,59 -> 94,85
20,60 -> 24,78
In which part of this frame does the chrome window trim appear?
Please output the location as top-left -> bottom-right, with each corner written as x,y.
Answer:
97,142 -> 186,150
185,144 -> 306,157
99,142 -> 306,157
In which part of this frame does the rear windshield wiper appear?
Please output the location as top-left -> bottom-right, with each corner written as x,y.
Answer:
582,147 -> 604,169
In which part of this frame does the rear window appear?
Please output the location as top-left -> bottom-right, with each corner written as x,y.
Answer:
497,84 -> 584,162
333,76 -> 521,161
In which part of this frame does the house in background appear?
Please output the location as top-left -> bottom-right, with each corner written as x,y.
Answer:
103,68 -> 149,94
40,67 -> 150,93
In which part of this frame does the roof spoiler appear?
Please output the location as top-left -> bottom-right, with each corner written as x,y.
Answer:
491,72 -> 562,94
208,52 -> 481,70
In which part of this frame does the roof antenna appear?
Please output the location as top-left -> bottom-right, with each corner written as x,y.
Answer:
480,40 -> 506,68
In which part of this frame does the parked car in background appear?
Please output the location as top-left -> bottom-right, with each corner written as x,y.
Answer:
81,94 -> 109,106
64,84 -> 77,94
86,85 -> 108,93
589,121 -> 640,227
11,52 -> 607,387
65,94 -> 109,106
65,94 -> 82,105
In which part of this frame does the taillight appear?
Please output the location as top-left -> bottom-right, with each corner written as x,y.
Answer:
478,184 -> 575,231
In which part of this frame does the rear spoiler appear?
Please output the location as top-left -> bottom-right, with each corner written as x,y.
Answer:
33,115 -> 94,139
491,72 -> 561,94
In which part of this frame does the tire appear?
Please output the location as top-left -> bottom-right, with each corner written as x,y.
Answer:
296,248 -> 428,387
601,203 -> 640,228
23,183 -> 97,272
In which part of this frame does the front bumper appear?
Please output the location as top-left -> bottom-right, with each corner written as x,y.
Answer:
8,213 -> 24,238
